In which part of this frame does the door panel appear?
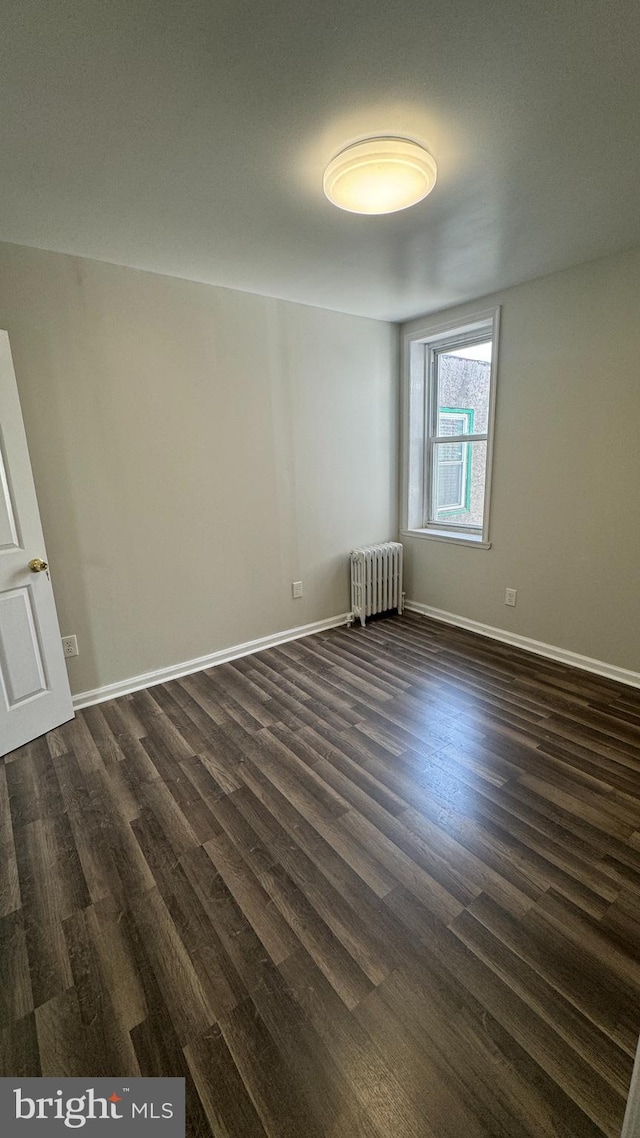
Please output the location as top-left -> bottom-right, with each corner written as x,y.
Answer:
0,438 -> 20,549
0,587 -> 48,706
0,331 -> 73,756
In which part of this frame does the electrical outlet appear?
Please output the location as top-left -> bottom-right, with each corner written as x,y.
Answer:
504,588 -> 517,607
292,580 -> 303,599
62,635 -> 79,658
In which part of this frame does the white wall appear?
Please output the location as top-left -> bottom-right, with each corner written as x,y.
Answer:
401,246 -> 640,674
0,243 -> 398,696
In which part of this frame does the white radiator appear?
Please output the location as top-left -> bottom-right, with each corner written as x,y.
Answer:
349,542 -> 404,627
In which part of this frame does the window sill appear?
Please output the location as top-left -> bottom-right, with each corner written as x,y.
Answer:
401,528 -> 492,549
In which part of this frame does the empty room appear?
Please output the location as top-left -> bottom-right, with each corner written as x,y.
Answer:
1,1 -> 639,1136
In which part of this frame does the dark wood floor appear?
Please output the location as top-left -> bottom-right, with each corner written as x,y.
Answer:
2,613 -> 640,1136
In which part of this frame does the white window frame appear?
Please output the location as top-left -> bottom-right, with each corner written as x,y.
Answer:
433,410 -> 472,513
400,306 -> 500,548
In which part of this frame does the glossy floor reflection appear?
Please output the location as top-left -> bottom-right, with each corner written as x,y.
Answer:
2,612 -> 639,1137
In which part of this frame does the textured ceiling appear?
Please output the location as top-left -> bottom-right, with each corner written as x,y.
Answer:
1,0 -> 639,321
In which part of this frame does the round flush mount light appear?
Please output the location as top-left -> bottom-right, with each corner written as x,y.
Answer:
323,136 -> 437,215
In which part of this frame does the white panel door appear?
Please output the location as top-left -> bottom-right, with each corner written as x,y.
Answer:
0,330 -> 73,756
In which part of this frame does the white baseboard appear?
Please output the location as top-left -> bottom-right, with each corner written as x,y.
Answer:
72,612 -> 351,710
72,602 -> 640,709
404,600 -> 640,689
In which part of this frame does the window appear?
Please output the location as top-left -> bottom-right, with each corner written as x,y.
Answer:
435,409 -> 473,514
402,308 -> 499,547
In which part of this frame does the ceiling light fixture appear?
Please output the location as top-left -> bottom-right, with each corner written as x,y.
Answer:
323,136 -> 437,215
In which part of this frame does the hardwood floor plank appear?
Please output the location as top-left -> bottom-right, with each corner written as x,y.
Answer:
204,829 -> 299,965
139,773 -> 219,852
353,984 -> 494,1138
178,844 -> 286,1006
0,1012 -> 40,1077
229,776 -> 398,986
599,888 -> 640,955
467,892 -> 640,1054
447,900 -> 632,1099
55,714 -> 108,775
82,704 -> 128,768
257,862 -> 375,1009
13,819 -> 79,1007
86,897 -> 149,1031
438,783 -> 621,919
238,727 -> 352,824
371,958 -> 612,1138
0,773 -> 20,917
130,1005 -> 212,1138
177,672 -> 232,727
279,947 -> 438,1138
62,906 -> 141,1074
248,956 -> 387,1138
0,909 -> 33,1024
341,807 -> 469,923
6,737 -> 65,827
185,1025 -> 268,1138
128,887 -> 217,1046
233,755 -> 396,908
530,888 -> 640,989
100,695 -> 148,740
399,803 -> 535,911
219,995 -> 325,1137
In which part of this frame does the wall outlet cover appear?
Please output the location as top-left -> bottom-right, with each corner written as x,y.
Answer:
62,635 -> 79,658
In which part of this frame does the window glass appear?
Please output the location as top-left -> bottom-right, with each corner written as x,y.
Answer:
431,439 -> 487,526
436,341 -> 491,435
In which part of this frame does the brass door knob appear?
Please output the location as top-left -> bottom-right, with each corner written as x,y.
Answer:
28,557 -> 48,573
